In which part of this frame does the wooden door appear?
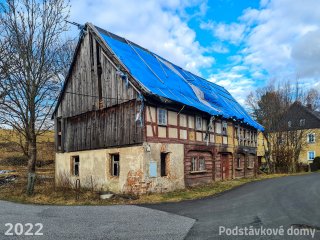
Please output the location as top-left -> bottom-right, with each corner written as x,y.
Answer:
221,154 -> 230,180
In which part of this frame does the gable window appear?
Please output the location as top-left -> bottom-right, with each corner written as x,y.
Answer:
158,108 -> 167,126
299,119 -> 305,126
222,121 -> 228,135
307,133 -> 315,143
195,116 -> 202,130
71,156 -> 80,176
111,154 -> 120,176
288,121 -> 292,128
191,156 -> 206,172
160,152 -> 169,177
308,151 -> 315,160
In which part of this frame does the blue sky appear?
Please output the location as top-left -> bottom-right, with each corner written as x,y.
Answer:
69,0 -> 320,104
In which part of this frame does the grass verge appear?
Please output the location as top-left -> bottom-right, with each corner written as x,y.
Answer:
0,169 -> 309,206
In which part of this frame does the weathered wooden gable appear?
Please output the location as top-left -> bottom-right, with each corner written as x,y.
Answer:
55,28 -> 139,119
54,26 -> 145,152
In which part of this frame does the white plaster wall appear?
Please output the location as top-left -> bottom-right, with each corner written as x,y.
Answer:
55,143 -> 185,194
55,146 -> 145,193
143,142 -> 185,192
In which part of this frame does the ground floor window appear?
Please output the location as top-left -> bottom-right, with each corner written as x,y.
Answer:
237,157 -> 241,168
71,156 -> 80,176
111,154 -> 120,176
308,151 -> 315,160
161,152 -> 169,177
191,156 -> 206,172
248,156 -> 255,168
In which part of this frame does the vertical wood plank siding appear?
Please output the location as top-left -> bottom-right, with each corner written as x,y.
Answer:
56,31 -> 138,119
55,31 -> 143,152
63,100 -> 143,152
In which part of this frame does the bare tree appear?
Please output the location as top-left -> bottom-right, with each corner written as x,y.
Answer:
0,0 -> 70,195
247,81 -> 316,173
247,85 -> 285,172
304,89 -> 320,111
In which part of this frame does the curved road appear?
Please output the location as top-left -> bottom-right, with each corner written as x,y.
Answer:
0,173 -> 319,239
145,173 -> 320,239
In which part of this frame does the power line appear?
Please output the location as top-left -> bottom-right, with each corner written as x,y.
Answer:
65,91 -> 134,101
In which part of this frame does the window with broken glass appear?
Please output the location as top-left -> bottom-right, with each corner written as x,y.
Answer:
111,154 -> 120,176
71,156 -> 80,176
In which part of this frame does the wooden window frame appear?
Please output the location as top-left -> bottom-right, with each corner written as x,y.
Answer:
308,151 -> 315,161
222,121 -> 228,135
71,156 -> 80,176
160,152 -> 169,177
307,133 -> 315,143
190,156 -> 206,173
195,116 -> 202,130
157,108 -> 167,126
237,157 -> 241,168
57,118 -> 62,151
110,154 -> 120,177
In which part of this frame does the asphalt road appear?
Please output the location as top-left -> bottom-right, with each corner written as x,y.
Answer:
145,173 -> 320,240
0,173 -> 319,240
0,203 -> 194,239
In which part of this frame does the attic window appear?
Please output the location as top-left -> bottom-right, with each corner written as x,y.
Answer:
158,108 -> 167,126
299,119 -> 305,126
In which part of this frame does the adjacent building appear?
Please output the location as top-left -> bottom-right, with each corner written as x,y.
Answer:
257,102 -> 320,167
53,23 -> 263,194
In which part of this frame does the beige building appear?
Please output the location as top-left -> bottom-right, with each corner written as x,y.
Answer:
257,102 -> 320,167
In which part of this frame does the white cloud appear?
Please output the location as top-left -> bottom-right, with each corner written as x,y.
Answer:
240,0 -> 320,81
207,43 -> 229,54
200,21 -> 246,45
69,0 -> 213,75
206,0 -> 320,104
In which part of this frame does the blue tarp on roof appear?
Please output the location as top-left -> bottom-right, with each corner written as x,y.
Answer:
98,29 -> 264,131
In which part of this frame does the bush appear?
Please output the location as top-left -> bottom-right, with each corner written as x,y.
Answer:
312,157 -> 320,170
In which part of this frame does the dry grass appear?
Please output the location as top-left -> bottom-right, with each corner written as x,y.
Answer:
0,166 -> 308,206
0,129 -> 54,166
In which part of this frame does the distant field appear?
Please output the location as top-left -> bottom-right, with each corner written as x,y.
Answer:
0,129 -> 55,166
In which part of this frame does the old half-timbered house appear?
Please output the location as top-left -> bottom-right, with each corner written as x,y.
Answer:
53,23 -> 264,194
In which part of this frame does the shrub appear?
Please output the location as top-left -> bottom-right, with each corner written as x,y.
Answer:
313,157 -> 320,170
